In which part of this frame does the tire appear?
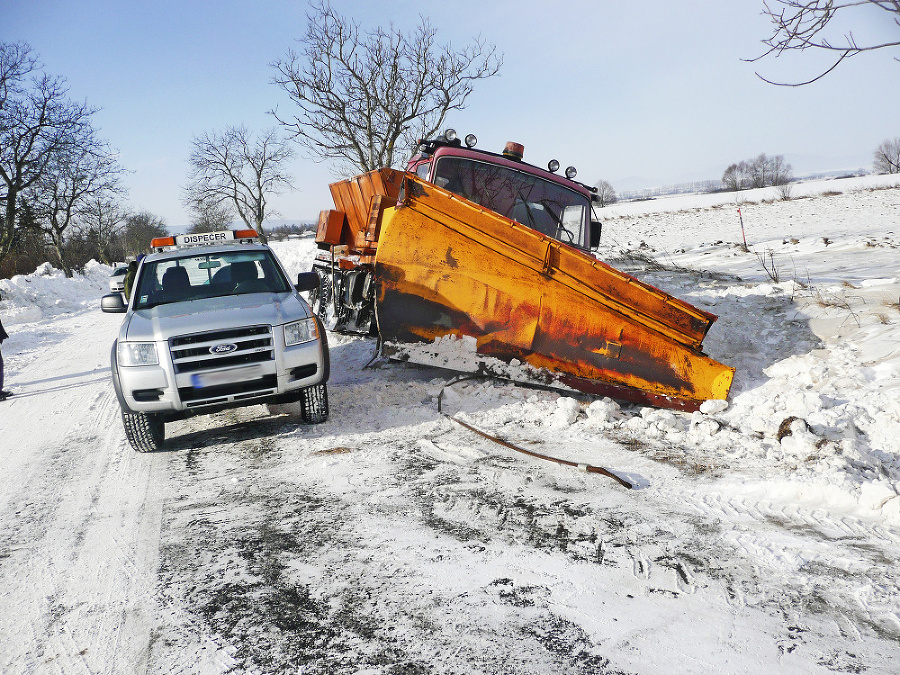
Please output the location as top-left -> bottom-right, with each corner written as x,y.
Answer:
299,383 -> 329,424
121,410 -> 165,452
310,269 -> 337,329
313,314 -> 331,383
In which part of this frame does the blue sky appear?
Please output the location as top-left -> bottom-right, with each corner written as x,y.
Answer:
5,0 -> 900,229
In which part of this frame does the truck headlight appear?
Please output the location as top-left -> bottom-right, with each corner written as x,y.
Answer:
284,318 -> 318,346
118,341 -> 159,366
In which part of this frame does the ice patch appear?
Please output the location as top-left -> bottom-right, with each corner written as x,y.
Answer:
859,277 -> 897,287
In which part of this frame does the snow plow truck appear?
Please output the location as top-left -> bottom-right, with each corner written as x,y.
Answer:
309,130 -> 734,412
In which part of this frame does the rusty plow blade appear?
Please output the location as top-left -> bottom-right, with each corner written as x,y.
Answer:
372,177 -> 734,413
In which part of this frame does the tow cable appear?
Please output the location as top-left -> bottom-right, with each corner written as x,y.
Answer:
436,377 -> 633,490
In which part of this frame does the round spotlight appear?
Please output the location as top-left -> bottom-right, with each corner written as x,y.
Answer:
565,166 -> 577,179
464,133 -> 478,148
444,128 -> 458,142
547,159 -> 560,173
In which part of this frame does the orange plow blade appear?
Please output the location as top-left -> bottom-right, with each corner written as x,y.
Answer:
371,176 -> 733,412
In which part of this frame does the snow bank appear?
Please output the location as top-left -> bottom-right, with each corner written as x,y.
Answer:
0,260 -> 113,325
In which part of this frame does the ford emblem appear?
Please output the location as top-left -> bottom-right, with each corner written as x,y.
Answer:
210,343 -> 238,355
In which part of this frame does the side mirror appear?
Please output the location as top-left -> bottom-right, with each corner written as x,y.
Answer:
296,271 -> 321,293
101,293 -> 127,313
590,220 -> 602,249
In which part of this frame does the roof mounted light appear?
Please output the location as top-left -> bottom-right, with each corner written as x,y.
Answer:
548,159 -> 560,173
444,128 -> 458,142
502,141 -> 524,161
155,229 -> 259,251
464,133 -> 477,148
151,236 -> 176,250
565,166 -> 577,180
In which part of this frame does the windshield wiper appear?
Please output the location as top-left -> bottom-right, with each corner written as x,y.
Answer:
539,199 -> 576,244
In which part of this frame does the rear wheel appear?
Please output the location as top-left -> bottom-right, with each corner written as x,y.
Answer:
121,410 -> 165,452
299,384 -> 329,424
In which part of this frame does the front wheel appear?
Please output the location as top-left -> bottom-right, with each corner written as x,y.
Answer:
299,384 -> 329,424
121,410 -> 165,452
310,269 -> 340,331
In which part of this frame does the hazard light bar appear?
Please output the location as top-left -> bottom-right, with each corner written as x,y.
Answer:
150,229 -> 259,251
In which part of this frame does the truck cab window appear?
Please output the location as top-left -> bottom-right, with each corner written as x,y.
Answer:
433,156 -> 588,247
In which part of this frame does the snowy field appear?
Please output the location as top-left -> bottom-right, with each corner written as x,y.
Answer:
0,174 -> 899,674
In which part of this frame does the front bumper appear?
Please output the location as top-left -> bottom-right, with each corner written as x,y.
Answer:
116,334 -> 326,414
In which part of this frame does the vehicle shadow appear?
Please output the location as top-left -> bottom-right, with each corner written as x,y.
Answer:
7,368 -> 110,399
161,415 -> 298,452
153,336 -> 540,453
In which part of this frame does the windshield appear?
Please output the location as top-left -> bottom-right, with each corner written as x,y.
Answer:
433,156 -> 589,246
132,249 -> 290,309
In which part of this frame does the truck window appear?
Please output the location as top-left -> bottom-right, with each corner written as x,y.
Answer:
433,156 -> 588,246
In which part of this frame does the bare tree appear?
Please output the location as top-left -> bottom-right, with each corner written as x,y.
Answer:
186,201 -> 234,234
183,126 -> 293,243
122,211 -> 167,258
270,0 -> 502,175
28,126 -> 124,277
722,161 -> 752,191
1,41 -> 37,111
769,153 -> 794,185
79,194 -> 129,264
750,153 -> 773,188
1,42 -> 96,265
874,137 -> 900,173
752,1 -> 900,85
723,154 -> 792,190
594,180 -> 617,207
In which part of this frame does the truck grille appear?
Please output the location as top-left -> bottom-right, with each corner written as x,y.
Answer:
170,326 -> 274,374
170,325 -> 277,406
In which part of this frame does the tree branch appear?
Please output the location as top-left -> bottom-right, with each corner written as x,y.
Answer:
750,0 -> 900,84
269,1 -> 501,175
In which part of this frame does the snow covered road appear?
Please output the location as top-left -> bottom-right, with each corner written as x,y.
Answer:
0,309 -> 169,672
1,178 -> 899,674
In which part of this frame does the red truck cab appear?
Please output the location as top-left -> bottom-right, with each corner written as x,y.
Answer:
407,130 -> 601,250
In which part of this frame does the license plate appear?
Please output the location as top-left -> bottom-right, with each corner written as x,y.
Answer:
191,364 -> 264,389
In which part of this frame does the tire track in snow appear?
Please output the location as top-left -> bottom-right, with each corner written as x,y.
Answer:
413,410 -> 900,669
647,482 -> 900,643
149,409 -> 634,674
0,310 -> 175,674
72,329 -> 898,673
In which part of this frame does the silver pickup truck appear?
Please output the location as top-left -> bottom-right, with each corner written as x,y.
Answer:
101,230 -> 329,452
